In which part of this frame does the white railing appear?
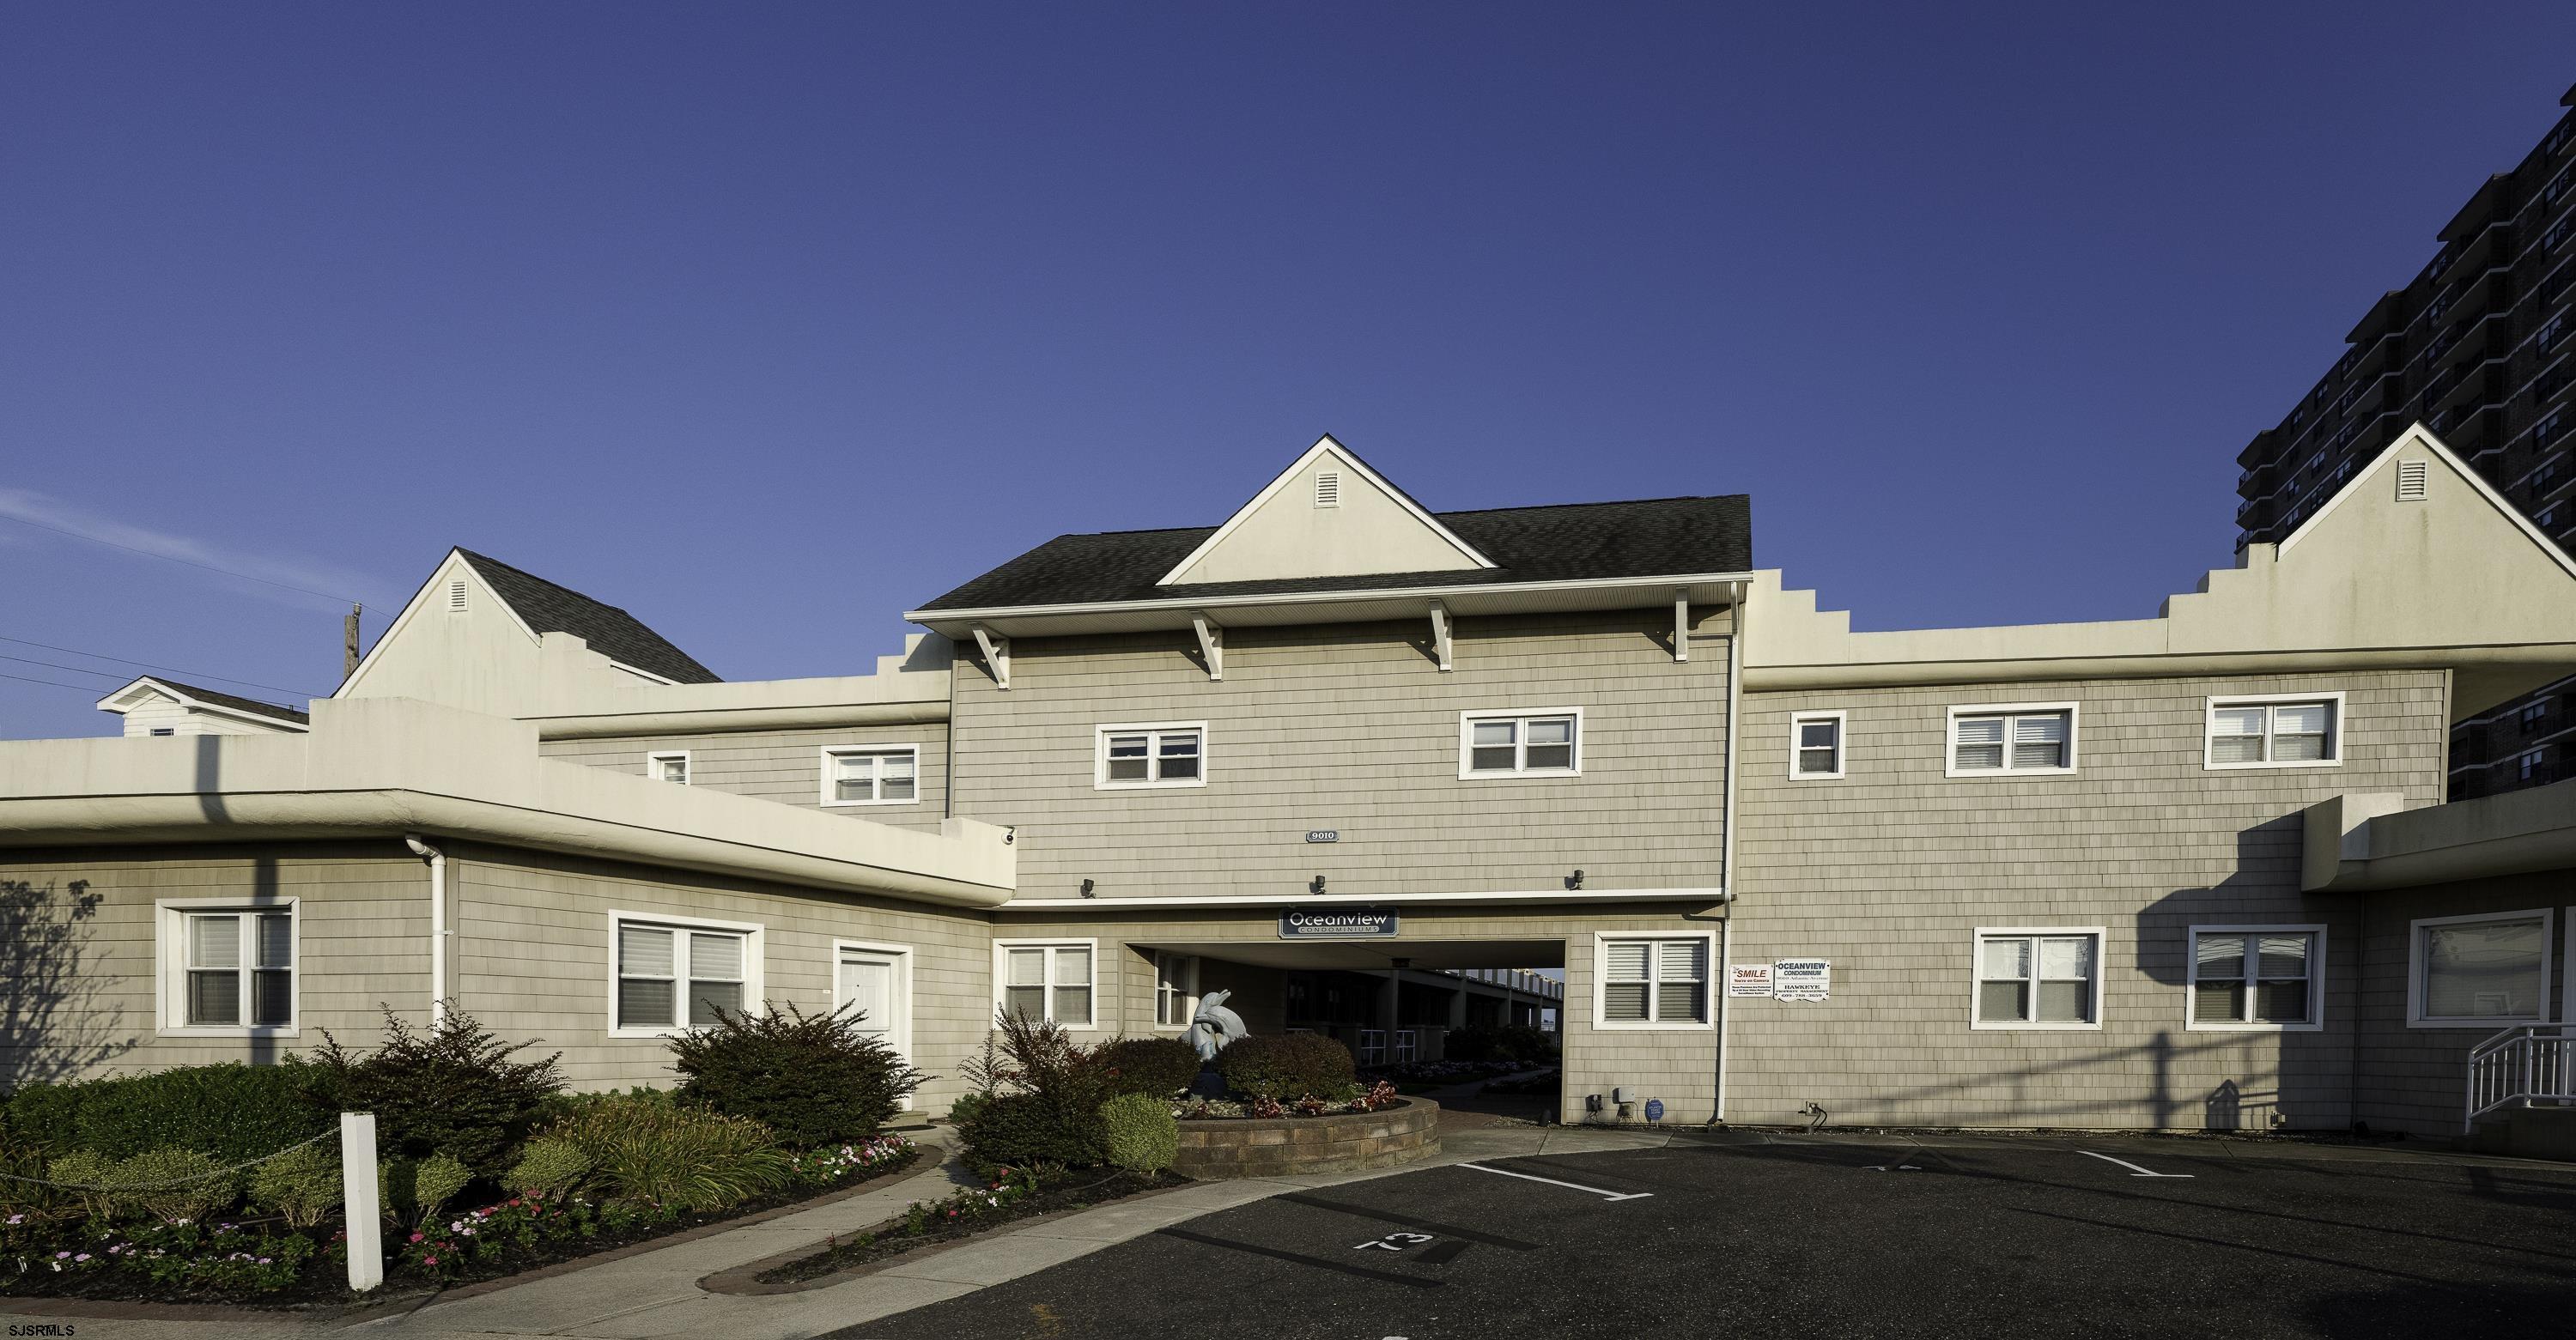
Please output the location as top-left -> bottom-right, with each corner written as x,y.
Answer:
2464,1025 -> 2576,1131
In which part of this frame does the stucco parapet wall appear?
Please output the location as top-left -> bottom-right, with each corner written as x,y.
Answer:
0,696 -> 1013,909
1741,428 -> 2576,717
525,633 -> 952,738
2304,779 -> 2576,893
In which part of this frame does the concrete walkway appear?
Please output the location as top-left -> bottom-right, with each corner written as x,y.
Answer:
32,1124 -> 1668,1340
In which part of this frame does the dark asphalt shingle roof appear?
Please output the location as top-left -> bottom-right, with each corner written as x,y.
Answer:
455,549 -> 722,683
915,494 -> 1752,611
136,677 -> 310,725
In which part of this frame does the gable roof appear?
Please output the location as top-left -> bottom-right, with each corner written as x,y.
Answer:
453,549 -> 722,684
914,494 -> 1753,613
1155,435 -> 1497,585
98,676 -> 310,728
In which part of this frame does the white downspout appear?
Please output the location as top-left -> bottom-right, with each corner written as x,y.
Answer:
1715,579 -> 1747,1125
404,835 -> 448,1025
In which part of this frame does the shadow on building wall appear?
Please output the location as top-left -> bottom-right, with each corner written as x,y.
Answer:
0,877 -> 134,1088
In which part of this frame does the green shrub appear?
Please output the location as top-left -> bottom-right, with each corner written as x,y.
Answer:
1096,1037 -> 1203,1098
249,1141 -> 343,1229
295,1007 -> 564,1176
505,1136 -> 594,1203
46,1149 -> 112,1222
1097,1094 -> 1178,1173
1214,1034 -> 1356,1101
102,1148 -> 237,1223
541,1095 -> 789,1212
670,1003 -> 928,1147
385,1151 -> 471,1228
957,1091 -> 1104,1173
3,1064 -> 329,1165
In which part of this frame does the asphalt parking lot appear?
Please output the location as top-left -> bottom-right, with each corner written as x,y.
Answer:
826,1131 -> 2576,1340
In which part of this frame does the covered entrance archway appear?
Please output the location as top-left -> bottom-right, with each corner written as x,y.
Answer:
1135,937 -> 1564,1067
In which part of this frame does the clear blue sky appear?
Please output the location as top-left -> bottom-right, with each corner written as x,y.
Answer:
5,3 -> 2573,737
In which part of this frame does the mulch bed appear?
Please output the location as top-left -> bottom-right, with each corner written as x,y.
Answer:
742,1167 -> 1188,1290
0,1147 -> 924,1313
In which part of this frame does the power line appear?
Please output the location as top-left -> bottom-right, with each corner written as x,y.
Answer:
0,512 -> 378,606
0,670 -> 116,694
0,653 -> 128,682
0,635 -> 319,698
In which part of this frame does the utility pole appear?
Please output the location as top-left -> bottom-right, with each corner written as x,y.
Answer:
343,603 -> 362,681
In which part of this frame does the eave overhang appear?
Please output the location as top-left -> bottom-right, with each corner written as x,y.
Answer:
2304,780 -> 2576,893
907,572 -> 1754,640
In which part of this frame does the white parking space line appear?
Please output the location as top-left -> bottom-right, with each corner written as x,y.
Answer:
1459,1161 -> 1654,1201
2079,1150 -> 2194,1179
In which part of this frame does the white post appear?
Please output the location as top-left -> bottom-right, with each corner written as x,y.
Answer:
341,1113 -> 382,1292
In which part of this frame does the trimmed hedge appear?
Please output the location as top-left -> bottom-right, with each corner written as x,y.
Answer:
957,1091 -> 1104,1172
3,1064 -> 330,1165
1095,1036 -> 1204,1099
1213,1034 -> 1356,1101
1097,1094 -> 1177,1173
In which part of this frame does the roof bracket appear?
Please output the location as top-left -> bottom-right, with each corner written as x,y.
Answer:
1429,600 -> 1453,672
970,624 -> 1012,690
1191,613 -> 1224,681
1674,595 -> 1691,664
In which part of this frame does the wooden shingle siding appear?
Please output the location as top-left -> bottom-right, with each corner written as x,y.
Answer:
1729,670 -> 2448,1131
538,723 -> 951,833
0,843 -> 426,1084
953,611 -> 1732,899
446,844 -> 989,1109
2348,870 -> 2570,1137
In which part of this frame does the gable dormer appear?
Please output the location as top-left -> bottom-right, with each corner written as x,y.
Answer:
1157,435 -> 1496,587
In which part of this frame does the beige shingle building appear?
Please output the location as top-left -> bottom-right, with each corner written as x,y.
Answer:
4,426 -> 2573,1146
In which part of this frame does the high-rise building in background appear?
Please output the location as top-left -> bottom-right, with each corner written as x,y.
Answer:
2235,82 -> 2576,799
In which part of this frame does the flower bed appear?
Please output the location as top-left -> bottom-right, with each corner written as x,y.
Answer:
0,1135 -> 920,1306
1171,1097 -> 1440,1179
748,1163 -> 1187,1288
1171,1079 -> 1403,1121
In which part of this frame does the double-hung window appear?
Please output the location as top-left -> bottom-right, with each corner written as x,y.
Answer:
1154,952 -> 1200,1028
1947,705 -> 2075,776
1460,709 -> 1582,779
2189,926 -> 2323,1029
823,745 -> 920,805
2409,910 -> 2553,1026
2206,694 -> 2341,768
163,904 -> 295,1031
614,915 -> 756,1034
1597,936 -> 1710,1027
1789,711 -> 1845,779
999,942 -> 1095,1028
1096,724 -> 1206,789
647,750 -> 690,785
1973,929 -> 2102,1028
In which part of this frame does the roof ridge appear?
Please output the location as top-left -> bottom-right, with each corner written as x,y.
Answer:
1435,494 -> 1748,518
453,547 -> 652,622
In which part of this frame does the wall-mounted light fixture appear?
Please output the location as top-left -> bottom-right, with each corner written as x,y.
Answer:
1565,869 -> 1585,890
1079,879 -> 1096,898
1309,875 -> 1327,895
1004,826 -> 1017,845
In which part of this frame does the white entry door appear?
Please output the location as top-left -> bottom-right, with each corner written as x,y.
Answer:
836,943 -> 913,1104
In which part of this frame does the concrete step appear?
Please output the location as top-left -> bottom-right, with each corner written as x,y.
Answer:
2470,1104 -> 2576,1161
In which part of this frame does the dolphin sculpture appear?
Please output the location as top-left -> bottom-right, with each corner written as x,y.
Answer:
1187,988 -> 1249,1062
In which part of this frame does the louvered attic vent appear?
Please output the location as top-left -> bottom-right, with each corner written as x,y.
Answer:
2396,459 -> 2429,502
1315,470 -> 1340,507
448,578 -> 469,611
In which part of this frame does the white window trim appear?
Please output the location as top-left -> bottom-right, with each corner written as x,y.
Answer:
1093,722 -> 1209,791
155,897 -> 301,1039
2406,907 -> 2555,1028
607,909 -> 765,1039
1592,931 -> 1715,1032
818,743 -> 924,807
1151,950 -> 1201,1033
1969,926 -> 2107,1031
2202,692 -> 2347,771
1788,709 -> 1848,780
833,939 -> 915,1109
1945,702 -> 2081,779
993,937 -> 1102,1031
1458,706 -> 1586,781
2184,924 -> 2327,1032
646,749 -> 691,785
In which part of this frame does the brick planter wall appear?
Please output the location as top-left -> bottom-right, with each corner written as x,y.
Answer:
1171,1098 -> 1442,1179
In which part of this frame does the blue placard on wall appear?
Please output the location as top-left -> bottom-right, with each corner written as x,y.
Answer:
1644,1099 -> 1666,1122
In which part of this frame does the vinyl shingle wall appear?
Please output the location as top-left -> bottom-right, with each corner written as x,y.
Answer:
952,610 -> 1732,900
1728,670 -> 2448,1131
538,723 -> 951,833
2349,870 -> 2570,1137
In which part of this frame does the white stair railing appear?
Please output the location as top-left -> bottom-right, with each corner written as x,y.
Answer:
2464,1025 -> 2576,1132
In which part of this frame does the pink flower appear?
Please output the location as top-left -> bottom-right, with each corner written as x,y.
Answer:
423,1254 -> 438,1265
409,1233 -> 424,1243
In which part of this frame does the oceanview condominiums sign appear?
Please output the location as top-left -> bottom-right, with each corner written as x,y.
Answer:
1278,907 -> 1400,938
